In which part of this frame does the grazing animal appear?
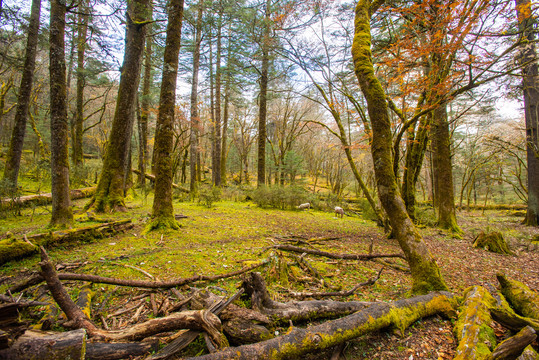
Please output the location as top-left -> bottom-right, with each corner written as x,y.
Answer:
298,203 -> 310,210
335,206 -> 344,218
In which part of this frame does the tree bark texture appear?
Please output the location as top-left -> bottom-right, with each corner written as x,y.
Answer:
431,105 -> 461,231
0,329 -> 86,360
137,5 -> 153,187
212,11 -> 223,187
190,2 -> 203,195
150,0 -> 184,229
49,0 -> 73,227
515,0 -> 539,226
73,0 -> 89,166
257,0 -> 270,187
90,0 -> 150,212
352,0 -> 448,293
187,291 -> 455,360
220,36 -> 231,186
3,0 -> 41,189
490,326 -> 537,360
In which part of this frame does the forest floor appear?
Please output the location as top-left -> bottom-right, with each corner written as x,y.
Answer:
0,194 -> 538,359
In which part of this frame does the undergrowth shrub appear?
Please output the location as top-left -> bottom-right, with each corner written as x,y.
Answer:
198,185 -> 221,208
251,185 -> 312,210
415,205 -> 437,227
357,198 -> 378,221
0,179 -> 21,217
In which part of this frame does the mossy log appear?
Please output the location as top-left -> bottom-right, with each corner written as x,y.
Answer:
0,219 -> 132,265
186,291 -> 455,360
0,329 -> 86,360
490,325 -> 537,360
488,287 -> 539,332
271,244 -> 406,261
453,286 -> 497,360
497,273 -> 539,320
473,231 -> 513,254
131,169 -> 189,193
517,345 -> 539,360
86,340 -> 159,360
0,187 -> 96,209
241,272 -> 378,324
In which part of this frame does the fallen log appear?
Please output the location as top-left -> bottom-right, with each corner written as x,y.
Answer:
132,169 -> 189,193
0,219 -> 133,265
453,286 -> 497,360
186,291 -> 456,360
517,345 -> 539,360
490,325 -> 537,360
86,341 -> 160,360
497,273 -> 539,320
0,187 -> 96,209
241,272 -> 377,323
7,260 -> 268,294
0,328 -> 86,360
271,244 -> 406,260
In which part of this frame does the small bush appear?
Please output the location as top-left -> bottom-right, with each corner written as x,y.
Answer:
198,185 -> 221,208
251,185 -> 312,210
357,198 -> 379,221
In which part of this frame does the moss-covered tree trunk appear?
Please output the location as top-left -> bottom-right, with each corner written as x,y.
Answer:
352,0 -> 448,293
3,0 -> 41,189
189,2 -> 203,196
257,0 -> 270,188
89,0 -> 150,212
515,0 -> 539,227
49,0 -> 73,228
137,5 -> 153,188
72,0 -> 89,167
402,114 -> 431,221
213,10 -> 223,187
149,0 -> 184,230
431,104 -> 461,232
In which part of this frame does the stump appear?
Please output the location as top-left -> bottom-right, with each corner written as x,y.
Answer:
473,231 -> 513,255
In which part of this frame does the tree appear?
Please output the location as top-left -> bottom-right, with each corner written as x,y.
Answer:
515,0 -> 539,226
150,0 -> 185,230
3,0 -> 41,189
49,0 -> 73,227
257,0 -> 270,187
190,1 -> 203,195
72,0 -> 89,166
88,0 -> 151,212
352,0 -> 448,293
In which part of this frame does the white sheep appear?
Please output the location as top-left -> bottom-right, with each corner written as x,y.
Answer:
298,202 -> 310,210
334,206 -> 344,218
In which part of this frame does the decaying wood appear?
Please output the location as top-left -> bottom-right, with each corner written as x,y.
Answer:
0,328 -> 86,360
490,326 -> 537,360
86,340 -> 159,360
39,247 -> 100,335
486,283 -> 539,332
271,244 -> 406,261
186,291 -> 455,360
497,273 -> 539,320
473,231 -> 513,255
453,286 -> 497,360
241,272 -> 376,323
132,169 -> 189,193
0,187 -> 96,208
287,267 -> 383,300
7,259 -> 267,294
0,219 -> 133,266
517,345 -> 539,360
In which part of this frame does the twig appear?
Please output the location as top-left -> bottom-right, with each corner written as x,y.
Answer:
271,244 -> 406,260
286,267 -> 384,299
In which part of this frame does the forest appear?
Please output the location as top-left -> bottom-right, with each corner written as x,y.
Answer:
0,0 -> 538,358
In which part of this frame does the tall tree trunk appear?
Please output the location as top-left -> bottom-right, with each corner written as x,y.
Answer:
213,10 -> 222,187
402,115 -> 431,221
149,0 -> 185,230
431,104 -> 461,232
137,5 -> 153,187
220,63 -> 230,186
352,0 -> 448,294
88,0 -> 150,212
189,2 -> 203,196
257,0 -> 270,187
49,0 -> 73,227
3,0 -> 41,189
73,0 -> 89,167
516,0 -> 539,226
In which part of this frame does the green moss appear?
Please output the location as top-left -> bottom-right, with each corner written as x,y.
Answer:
453,286 -> 497,360
497,273 -> 539,320
0,238 -> 37,265
473,232 -> 513,255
